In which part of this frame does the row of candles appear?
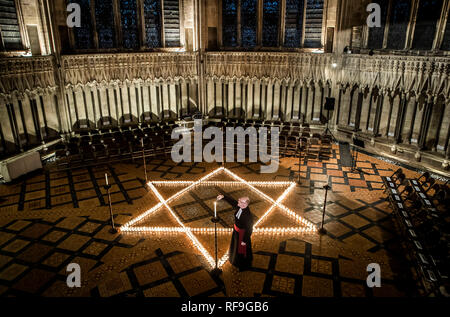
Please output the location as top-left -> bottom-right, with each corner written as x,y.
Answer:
151,181 -> 294,186
123,226 -> 316,234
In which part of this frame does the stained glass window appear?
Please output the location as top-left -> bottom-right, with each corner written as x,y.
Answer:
412,0 -> 443,50
367,0 -> 389,49
441,11 -> 450,50
241,0 -> 257,48
120,0 -> 139,49
284,0 -> 304,48
143,0 -> 161,47
69,0 -> 94,49
222,0 -> 238,47
262,0 -> 280,47
386,0 -> 411,50
163,0 -> 180,47
304,0 -> 323,48
95,0 -> 115,48
0,0 -> 22,50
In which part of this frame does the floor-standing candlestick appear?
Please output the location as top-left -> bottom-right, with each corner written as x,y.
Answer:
297,141 -> 302,185
221,127 -> 225,168
319,184 -> 330,235
211,200 -> 222,276
141,138 -> 148,183
104,173 -> 117,234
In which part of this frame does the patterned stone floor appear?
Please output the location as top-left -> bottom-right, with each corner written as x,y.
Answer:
0,144 -> 436,297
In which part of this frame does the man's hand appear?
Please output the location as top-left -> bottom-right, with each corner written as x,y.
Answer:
240,242 -> 246,246
217,195 -> 224,200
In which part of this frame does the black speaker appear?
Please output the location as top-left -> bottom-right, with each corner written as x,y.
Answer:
324,97 -> 335,111
353,137 -> 365,148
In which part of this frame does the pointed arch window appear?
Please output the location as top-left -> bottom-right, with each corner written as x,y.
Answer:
119,0 -> 139,49
221,0 -> 324,49
67,0 -> 180,51
411,0 -> 444,50
222,0 -> 238,47
284,0 -> 304,48
365,0 -> 448,52
262,0 -> 280,47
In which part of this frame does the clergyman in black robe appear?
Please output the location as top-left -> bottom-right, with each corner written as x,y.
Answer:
217,194 -> 254,271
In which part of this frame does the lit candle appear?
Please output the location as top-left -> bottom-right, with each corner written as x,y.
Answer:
105,173 -> 109,186
214,201 -> 217,218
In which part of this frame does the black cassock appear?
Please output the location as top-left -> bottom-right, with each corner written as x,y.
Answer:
222,195 -> 254,270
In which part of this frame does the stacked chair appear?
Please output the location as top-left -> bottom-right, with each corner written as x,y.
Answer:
383,169 -> 449,296
56,120 -> 179,169
56,117 -> 336,168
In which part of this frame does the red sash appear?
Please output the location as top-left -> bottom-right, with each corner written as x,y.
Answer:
234,224 -> 247,257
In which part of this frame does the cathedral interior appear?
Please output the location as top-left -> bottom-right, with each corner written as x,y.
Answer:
0,0 -> 449,299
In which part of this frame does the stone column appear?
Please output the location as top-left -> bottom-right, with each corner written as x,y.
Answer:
394,92 -> 409,143
401,93 -> 416,143
134,81 -> 143,122
306,82 -> 315,123
280,82 -> 288,121
312,82 -> 323,123
206,78 -> 215,115
148,81 -> 158,119
260,79 -> 267,119
141,81 -> 150,119
129,82 -> 139,121
106,83 -> 117,125
180,80 -> 189,115
235,80 -> 242,118
371,90 -> 383,136
358,87 -> 370,133
418,94 -> 434,149
98,84 -> 107,125
378,89 -> 392,137
272,81 -> 281,120
83,85 -> 95,128
120,82 -> 130,123
46,90 -> 61,134
0,96 -> 16,151
223,81 -> 229,116
36,92 -> 49,140
22,93 -> 37,144
12,94 -> 26,149
348,86 -> 361,130
74,86 -> 87,127
425,95 -> 445,151
295,84 -> 303,121
331,86 -> 342,128
284,83 -> 293,121
64,90 -> 73,131
215,79 -> 223,115
168,81 -> 177,119
410,93 -> 426,146
253,79 -> 261,119
244,79 -> 252,119
387,93 -> 402,139
266,80 -> 274,120
55,87 -> 70,134
338,85 -> 351,127
437,97 -> 450,155
112,83 -> 123,125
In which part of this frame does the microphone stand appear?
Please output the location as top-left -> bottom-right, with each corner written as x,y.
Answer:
104,173 -> 117,234
318,184 -> 330,235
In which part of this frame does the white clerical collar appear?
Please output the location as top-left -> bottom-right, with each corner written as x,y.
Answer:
236,208 -> 243,219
